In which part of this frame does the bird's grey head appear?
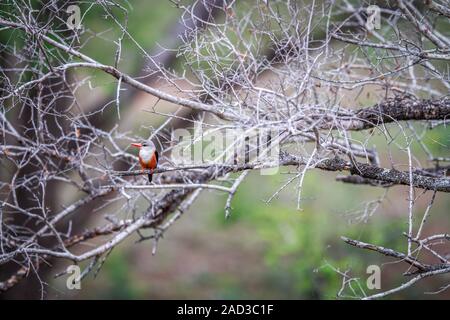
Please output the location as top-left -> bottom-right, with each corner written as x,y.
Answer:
141,140 -> 155,149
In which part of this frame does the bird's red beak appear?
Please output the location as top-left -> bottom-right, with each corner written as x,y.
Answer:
131,143 -> 142,148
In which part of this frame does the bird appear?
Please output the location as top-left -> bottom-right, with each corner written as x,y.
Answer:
131,140 -> 158,182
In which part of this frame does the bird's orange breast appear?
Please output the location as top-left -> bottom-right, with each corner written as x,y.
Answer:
139,153 -> 157,169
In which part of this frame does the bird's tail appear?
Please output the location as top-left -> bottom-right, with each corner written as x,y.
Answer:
147,173 -> 153,183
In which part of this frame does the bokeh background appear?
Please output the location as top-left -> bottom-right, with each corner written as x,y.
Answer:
1,0 -> 449,299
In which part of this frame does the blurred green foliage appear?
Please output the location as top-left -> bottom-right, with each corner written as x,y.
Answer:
207,171 -> 410,299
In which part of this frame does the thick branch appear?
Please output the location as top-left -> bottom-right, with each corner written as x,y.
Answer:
352,97 -> 450,130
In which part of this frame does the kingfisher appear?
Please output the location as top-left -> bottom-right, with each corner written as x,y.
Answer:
131,140 -> 159,182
